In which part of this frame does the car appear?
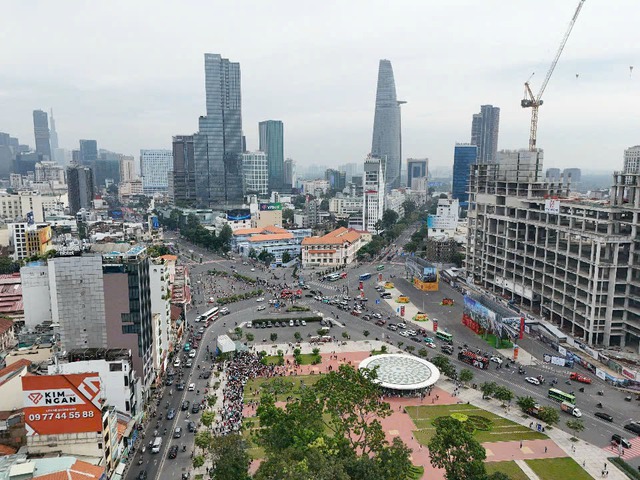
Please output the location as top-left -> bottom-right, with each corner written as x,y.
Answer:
176,382 -> 185,391
181,400 -> 190,411
188,421 -> 197,432
246,321 -> 253,328
611,434 -> 632,449
243,262 -> 248,265
397,323 -> 407,329
301,320 -> 306,326
165,378 -> 174,386
185,359 -> 192,368
250,268 -> 255,272
188,350 -> 196,358
256,297 -> 265,302
525,377 -> 540,385
197,326 -> 205,334
295,319 -> 301,326
192,403 -> 200,414
399,331 -> 410,337
266,321 -> 273,327
490,356 -> 503,365
136,471 -> 148,480
441,344 -> 454,355
168,445 -> 178,459
372,313 -> 382,319
257,305 -> 266,311
594,412 -> 613,422
407,330 -> 417,336
167,409 -> 176,420
199,370 -> 211,379
375,320 -> 386,326
411,337 -> 422,343
289,320 -> 294,327
362,315 -> 371,321
173,427 -> 182,438
220,307 -> 230,315
188,383 -> 195,391
624,422 -> 640,435
387,324 -> 398,331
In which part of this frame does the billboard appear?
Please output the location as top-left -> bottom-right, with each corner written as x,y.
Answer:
22,374 -> 103,436
227,209 -> 251,221
544,199 -> 560,214
259,203 -> 282,211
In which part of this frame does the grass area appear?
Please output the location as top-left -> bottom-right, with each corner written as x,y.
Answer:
609,456 -> 640,480
370,348 -> 390,356
525,458 -> 592,480
296,353 -> 322,365
241,416 -> 265,460
244,375 -> 322,402
262,355 -> 283,366
485,461 -> 529,480
407,465 -> 424,479
406,403 -> 547,445
483,333 -> 513,349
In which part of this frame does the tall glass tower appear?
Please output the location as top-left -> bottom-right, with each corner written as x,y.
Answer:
452,143 -> 478,208
32,110 -> 51,160
470,105 -> 500,163
259,120 -> 284,192
371,59 -> 403,190
194,53 -> 244,206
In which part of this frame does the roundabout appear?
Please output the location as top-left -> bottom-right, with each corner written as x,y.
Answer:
359,353 -> 440,391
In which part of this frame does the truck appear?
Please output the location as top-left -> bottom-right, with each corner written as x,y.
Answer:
560,401 -> 582,418
527,404 -> 541,418
569,372 -> 592,384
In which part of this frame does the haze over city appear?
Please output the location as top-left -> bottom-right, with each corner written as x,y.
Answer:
2,0 -> 640,170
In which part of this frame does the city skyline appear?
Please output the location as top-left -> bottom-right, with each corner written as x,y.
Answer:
3,1 -> 640,172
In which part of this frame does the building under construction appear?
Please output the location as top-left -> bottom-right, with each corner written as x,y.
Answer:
466,149 -> 640,351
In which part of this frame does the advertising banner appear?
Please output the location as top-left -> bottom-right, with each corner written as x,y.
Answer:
519,316 -> 525,340
400,306 -> 405,317
544,199 -> 560,214
551,356 -> 566,367
595,368 -> 606,381
259,203 -> 282,211
513,345 -> 519,360
558,346 -> 567,357
22,374 -> 103,436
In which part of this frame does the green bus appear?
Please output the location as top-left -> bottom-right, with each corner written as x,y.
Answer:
435,331 -> 453,344
548,388 -> 576,405
376,265 -> 385,271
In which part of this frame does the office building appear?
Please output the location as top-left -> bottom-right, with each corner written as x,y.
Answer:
8,222 -> 51,261
284,158 -> 296,190
79,139 -> 98,165
427,198 -> 459,235
33,110 -> 51,160
562,168 -> 581,183
624,146 -> 640,174
242,151 -> 269,196
67,164 -> 95,214
329,197 -> 363,216
470,105 -> 500,163
95,150 -> 121,187
407,158 -> 428,190
0,192 -> 46,222
149,257 -> 172,377
259,120 -> 284,192
496,149 -> 543,182
545,168 -> 561,182
362,157 -> 385,233
371,59 -> 404,189
194,53 -> 243,206
140,149 -> 172,194
169,135 -> 196,206
49,109 -> 59,161
120,155 -> 136,183
466,156 -> 640,349
385,189 -> 406,218
451,143 -> 478,207
325,168 -> 346,191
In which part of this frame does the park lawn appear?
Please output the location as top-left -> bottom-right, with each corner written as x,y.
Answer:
406,403 -> 546,446
407,465 -> 424,479
296,353 -> 322,365
262,355 -> 284,366
525,457 -> 592,480
244,375 -> 322,402
484,461 -> 529,480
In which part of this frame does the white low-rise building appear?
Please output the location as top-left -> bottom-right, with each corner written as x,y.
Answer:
329,196 -> 363,215
428,198 -> 459,235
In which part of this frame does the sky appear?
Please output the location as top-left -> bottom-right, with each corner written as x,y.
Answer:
2,0 -> 640,173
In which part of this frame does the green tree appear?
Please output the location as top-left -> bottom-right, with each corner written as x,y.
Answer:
270,333 -> 278,342
195,430 -> 213,452
406,345 -> 415,354
193,455 -> 205,468
145,244 -> 170,258
258,249 -> 275,265
294,331 -> 302,341
248,248 -> 257,259
428,416 -> 487,480
418,348 -> 429,358
382,209 -> 399,229
201,410 -> 215,427
516,396 -> 536,414
488,472 -> 513,480
480,381 -> 498,400
459,368 -> 474,385
282,208 -> 294,225
320,199 -> 330,211
493,386 -> 514,404
245,333 -> 255,342
537,406 -> 560,426
363,330 -> 370,338
219,224 -> 233,252
282,251 -> 291,263
209,434 -> 251,480
402,200 -> 417,217
566,419 -> 585,438
0,256 -> 19,274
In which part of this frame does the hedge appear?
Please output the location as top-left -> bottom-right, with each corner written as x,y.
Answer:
609,457 -> 640,480
216,289 -> 264,305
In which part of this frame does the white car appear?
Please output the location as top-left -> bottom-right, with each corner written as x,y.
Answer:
256,297 -> 265,302
490,356 -> 503,365
243,262 -> 248,265
301,320 -> 307,326
246,321 -> 253,328
372,313 -> 382,319
188,383 -> 196,391
257,305 -> 266,311
399,331 -> 410,337
397,323 -> 407,329
525,377 -> 540,385
407,330 -> 417,336
188,350 -> 197,358
250,268 -> 255,272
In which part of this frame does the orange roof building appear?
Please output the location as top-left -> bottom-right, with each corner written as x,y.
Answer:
301,227 -> 368,267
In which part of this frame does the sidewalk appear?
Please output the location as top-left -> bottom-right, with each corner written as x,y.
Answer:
438,380 -> 627,480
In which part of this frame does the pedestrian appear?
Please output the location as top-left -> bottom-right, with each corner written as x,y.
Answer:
582,460 -> 585,467
545,446 -> 548,453
520,441 -> 523,448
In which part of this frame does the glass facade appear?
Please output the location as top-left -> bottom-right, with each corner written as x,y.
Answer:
32,110 -> 51,160
259,120 -> 284,192
452,144 -> 478,207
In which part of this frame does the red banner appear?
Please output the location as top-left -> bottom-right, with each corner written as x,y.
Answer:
400,306 -> 405,317
433,319 -> 438,332
519,316 -> 525,340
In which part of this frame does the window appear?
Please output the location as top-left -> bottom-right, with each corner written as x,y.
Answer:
124,375 -> 129,386
109,363 -> 123,372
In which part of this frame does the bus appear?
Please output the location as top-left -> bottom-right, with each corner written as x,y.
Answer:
198,306 -> 219,325
325,273 -> 341,282
359,273 -> 372,281
376,265 -> 385,271
548,388 -> 576,405
436,331 -> 453,344
458,349 -> 489,370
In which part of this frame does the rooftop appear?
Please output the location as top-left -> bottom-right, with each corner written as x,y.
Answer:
359,354 -> 440,390
0,359 -> 31,388
302,227 -> 362,246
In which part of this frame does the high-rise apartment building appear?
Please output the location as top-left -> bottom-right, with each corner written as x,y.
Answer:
120,155 -> 136,183
284,158 -> 296,190
242,151 -> 269,196
371,59 -> 403,190
140,149 -> 173,194
451,143 -> 478,207
325,168 -> 346,192
67,164 -> 95,214
169,135 -> 196,206
49,109 -> 59,161
545,168 -> 561,182
407,159 -> 428,190
362,157 -> 385,233
470,105 -> 500,163
194,53 -> 243,206
562,168 -> 581,183
32,110 -> 51,160
259,120 -> 284,192
79,139 -> 98,165
466,156 -> 640,349
624,146 -> 640,174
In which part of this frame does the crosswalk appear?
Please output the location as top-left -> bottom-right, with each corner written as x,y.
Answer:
601,436 -> 640,459
306,280 -> 342,292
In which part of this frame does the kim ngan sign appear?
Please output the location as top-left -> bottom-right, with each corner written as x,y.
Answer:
22,373 -> 103,436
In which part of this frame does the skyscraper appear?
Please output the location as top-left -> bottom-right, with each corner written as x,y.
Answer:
32,110 -> 51,160
194,53 -> 243,206
140,149 -> 173,194
259,120 -> 284,192
470,105 -> 500,163
67,164 -> 95,214
242,151 -> 269,195
363,156 -> 385,233
170,135 -> 196,205
284,158 -> 296,191
325,168 -> 346,191
79,139 -> 98,165
452,143 -> 478,207
371,59 -> 403,190
407,159 -> 428,190
623,146 -> 640,174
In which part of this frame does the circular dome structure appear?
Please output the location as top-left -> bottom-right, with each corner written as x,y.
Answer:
359,354 -> 440,391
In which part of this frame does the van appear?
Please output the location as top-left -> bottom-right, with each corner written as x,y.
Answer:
151,436 -> 162,453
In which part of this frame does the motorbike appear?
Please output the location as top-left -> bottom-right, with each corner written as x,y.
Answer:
597,391 -> 604,396
597,402 -> 603,408
579,387 -> 585,393
138,458 -> 143,466
183,445 -> 187,452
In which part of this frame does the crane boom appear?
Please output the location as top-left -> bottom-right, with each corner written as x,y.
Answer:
522,0 -> 586,151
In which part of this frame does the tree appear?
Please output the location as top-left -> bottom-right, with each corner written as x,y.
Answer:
428,416 -> 487,480
488,472 -> 513,480
320,199 -> 330,211
480,381 -> 498,400
246,333 -> 255,342
282,208 -> 294,225
219,224 -> 233,252
0,256 -> 19,274
493,386 -> 514,404
382,209 -> 399,229
248,248 -> 257,259
294,331 -> 302,341
209,434 -> 251,480
537,406 -> 560,426
406,345 -> 415,354
195,430 -> 213,452
432,355 -> 456,378
270,333 -> 278,342
363,330 -> 370,338
459,368 -> 474,385
402,200 -> 417,217
418,348 -> 429,358
516,396 -> 536,414
566,419 -> 585,438
201,410 -> 215,427
282,251 -> 291,263
258,249 -> 275,265
193,455 -> 205,468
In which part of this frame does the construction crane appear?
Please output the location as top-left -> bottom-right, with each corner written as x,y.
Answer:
521,0 -> 586,151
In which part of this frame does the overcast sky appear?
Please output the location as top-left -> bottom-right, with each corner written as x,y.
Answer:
2,1 -> 639,172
